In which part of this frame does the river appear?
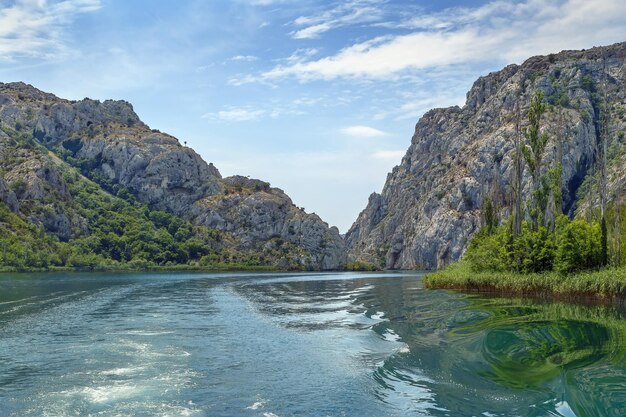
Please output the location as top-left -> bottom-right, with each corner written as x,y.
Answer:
0,271 -> 624,416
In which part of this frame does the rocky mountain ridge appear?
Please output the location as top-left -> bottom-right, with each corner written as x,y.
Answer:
346,42 -> 626,270
0,82 -> 345,270
2,41 -> 624,272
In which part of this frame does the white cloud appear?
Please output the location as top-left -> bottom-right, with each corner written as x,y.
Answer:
291,0 -> 386,39
248,0 -> 286,5
389,90 -> 466,121
285,48 -> 320,64
370,150 -> 405,160
258,0 -> 626,81
203,107 -> 265,122
340,125 -> 388,138
231,55 -> 258,62
292,96 -> 321,107
202,97 -> 319,122
0,0 -> 101,61
292,23 -> 333,40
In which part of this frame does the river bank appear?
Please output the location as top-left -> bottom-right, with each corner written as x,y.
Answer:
424,262 -> 626,302
0,262 -> 279,274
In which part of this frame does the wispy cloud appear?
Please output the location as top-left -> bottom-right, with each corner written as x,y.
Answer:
370,150 -> 405,160
0,0 -> 101,61
291,0 -> 386,39
340,125 -> 388,138
203,96 -> 321,122
247,0 -> 287,5
231,55 -> 258,62
257,0 -> 626,81
203,107 -> 265,122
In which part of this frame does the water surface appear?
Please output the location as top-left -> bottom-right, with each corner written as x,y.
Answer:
0,271 -> 624,416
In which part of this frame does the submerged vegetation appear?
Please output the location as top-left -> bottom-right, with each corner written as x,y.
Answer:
447,293 -> 626,412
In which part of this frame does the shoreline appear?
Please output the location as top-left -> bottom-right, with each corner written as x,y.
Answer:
0,264 -> 280,274
424,262 -> 626,303
0,265 -> 386,274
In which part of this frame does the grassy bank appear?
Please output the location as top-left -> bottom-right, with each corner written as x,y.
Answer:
424,261 -> 626,301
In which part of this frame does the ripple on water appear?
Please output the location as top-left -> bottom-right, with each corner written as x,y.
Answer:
2,272 -> 626,417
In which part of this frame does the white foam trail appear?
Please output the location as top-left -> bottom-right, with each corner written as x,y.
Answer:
397,345 -> 410,354
101,366 -> 144,376
381,329 -> 401,342
58,384 -> 139,404
246,398 -> 268,410
121,330 -> 175,336
370,311 -> 386,320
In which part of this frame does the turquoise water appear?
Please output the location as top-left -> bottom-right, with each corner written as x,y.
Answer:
0,271 -> 624,416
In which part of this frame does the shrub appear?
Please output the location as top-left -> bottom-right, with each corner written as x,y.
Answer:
555,217 -> 601,274
465,227 -> 510,272
465,216 -> 606,276
346,260 -> 381,271
512,224 -> 556,273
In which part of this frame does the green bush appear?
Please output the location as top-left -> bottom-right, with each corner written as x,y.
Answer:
512,223 -> 556,273
346,260 -> 381,271
465,227 -> 510,272
554,217 -> 601,274
465,216 -> 604,275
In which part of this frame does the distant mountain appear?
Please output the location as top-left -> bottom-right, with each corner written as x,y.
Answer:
346,42 -> 626,270
0,82 -> 345,270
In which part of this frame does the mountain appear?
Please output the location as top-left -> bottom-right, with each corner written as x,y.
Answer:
346,42 -> 626,270
0,82 -> 345,270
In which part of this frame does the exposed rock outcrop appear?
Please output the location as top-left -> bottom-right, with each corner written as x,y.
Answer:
0,177 -> 18,213
0,82 -> 345,269
197,176 -> 345,270
347,42 -> 626,270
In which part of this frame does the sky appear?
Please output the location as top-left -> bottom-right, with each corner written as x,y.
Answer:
0,0 -> 625,232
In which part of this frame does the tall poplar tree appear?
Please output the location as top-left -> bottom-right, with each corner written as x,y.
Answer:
522,91 -> 550,230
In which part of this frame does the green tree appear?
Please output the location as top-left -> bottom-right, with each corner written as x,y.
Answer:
511,97 -> 525,237
483,195 -> 496,235
522,91 -> 550,229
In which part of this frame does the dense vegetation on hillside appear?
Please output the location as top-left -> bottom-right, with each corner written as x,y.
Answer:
0,169 -> 221,270
0,127 -> 276,271
0,80 -> 348,271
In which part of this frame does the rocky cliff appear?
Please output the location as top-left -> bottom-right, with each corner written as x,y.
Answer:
0,82 -> 345,270
346,42 -> 626,270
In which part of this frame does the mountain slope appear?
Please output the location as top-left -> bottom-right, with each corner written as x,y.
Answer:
0,82 -> 345,270
346,42 -> 626,270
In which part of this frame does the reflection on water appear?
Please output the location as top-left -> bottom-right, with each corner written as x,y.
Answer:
0,271 -> 624,416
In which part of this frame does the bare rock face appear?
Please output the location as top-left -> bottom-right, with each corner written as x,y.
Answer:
70,128 -> 222,215
0,129 -> 76,241
196,176 -> 345,269
0,177 -> 18,213
0,82 -> 346,269
347,42 -> 626,270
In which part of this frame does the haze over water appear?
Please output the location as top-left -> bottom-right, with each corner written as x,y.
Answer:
1,272 -> 624,416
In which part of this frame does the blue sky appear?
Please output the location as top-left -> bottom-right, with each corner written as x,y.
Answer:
1,0 -> 625,232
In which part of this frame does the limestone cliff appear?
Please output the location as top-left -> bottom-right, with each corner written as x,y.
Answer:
346,42 -> 626,270
0,82 -> 345,270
